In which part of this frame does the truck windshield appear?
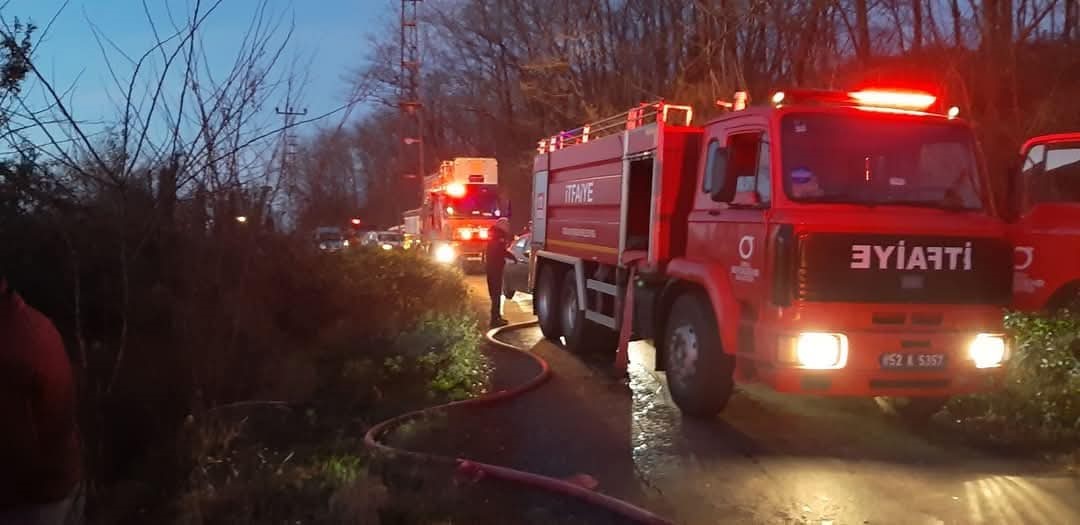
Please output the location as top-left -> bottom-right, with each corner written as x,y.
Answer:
1023,141 -> 1080,204
448,185 -> 500,217
781,113 -> 983,210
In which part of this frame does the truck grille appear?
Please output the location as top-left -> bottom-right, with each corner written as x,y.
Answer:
796,233 -> 1012,305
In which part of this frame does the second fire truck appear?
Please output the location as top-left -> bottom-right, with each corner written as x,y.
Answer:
1007,132 -> 1080,312
529,90 -> 1013,420
420,157 -> 502,271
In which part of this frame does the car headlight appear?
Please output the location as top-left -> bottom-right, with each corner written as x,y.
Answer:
433,244 -> 456,263
779,332 -> 849,369
343,239 -> 349,247
381,243 -> 393,250
969,334 -> 1006,368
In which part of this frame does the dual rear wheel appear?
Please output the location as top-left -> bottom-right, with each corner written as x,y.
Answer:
534,264 -> 617,355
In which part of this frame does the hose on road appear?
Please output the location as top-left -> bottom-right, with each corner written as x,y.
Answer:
364,320 -> 672,525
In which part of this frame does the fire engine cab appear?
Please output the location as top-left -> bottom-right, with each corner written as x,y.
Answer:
420,157 -> 501,271
530,90 -> 1013,420
1007,132 -> 1080,311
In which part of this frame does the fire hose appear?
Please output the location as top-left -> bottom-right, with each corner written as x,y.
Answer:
364,320 -> 672,525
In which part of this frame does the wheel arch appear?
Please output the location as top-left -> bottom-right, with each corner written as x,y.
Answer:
659,259 -> 740,356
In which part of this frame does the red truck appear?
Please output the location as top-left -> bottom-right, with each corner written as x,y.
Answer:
1008,132 -> 1080,312
420,157 -> 502,272
529,91 -> 1013,419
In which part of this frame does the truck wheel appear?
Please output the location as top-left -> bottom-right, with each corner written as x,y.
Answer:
876,396 -> 948,423
560,270 -> 587,352
535,264 -> 562,340
663,291 -> 734,419
558,270 -> 618,355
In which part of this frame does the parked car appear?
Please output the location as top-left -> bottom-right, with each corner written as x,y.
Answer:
314,227 -> 348,252
503,233 -> 531,299
363,231 -> 406,250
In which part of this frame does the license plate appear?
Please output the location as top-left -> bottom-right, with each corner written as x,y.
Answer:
880,353 -> 946,369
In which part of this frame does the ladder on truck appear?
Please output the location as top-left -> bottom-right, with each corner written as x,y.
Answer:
536,101 -> 694,154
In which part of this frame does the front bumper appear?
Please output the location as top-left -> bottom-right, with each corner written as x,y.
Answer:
750,305 -> 1007,397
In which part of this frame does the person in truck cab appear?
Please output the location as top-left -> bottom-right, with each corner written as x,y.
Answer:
0,270 -> 83,525
485,218 -> 516,327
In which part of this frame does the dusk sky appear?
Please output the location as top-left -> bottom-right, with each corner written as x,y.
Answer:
3,0 -> 392,144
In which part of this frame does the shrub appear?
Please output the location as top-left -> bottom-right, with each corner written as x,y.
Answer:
401,313 -> 489,400
948,310 -> 1080,448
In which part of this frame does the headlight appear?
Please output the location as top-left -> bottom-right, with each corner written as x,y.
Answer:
381,243 -> 393,250
779,332 -> 848,369
969,334 -> 1006,368
343,239 -> 350,247
433,244 -> 456,263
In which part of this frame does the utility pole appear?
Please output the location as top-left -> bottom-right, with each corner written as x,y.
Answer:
275,101 -> 308,202
400,0 -> 423,223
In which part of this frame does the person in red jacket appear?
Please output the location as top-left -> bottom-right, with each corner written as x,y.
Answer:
0,271 -> 83,525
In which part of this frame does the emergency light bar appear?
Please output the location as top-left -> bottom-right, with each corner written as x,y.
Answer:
770,88 -> 944,113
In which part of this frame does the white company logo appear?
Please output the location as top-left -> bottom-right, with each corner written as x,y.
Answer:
731,235 -> 759,282
738,235 -> 754,259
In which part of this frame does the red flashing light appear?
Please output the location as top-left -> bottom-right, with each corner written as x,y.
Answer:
446,183 -> 467,197
849,90 -> 936,110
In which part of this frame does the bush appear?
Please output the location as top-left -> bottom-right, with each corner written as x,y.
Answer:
948,311 -> 1080,448
395,313 -> 489,401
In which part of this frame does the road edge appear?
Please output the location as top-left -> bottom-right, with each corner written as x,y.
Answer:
364,320 -> 673,525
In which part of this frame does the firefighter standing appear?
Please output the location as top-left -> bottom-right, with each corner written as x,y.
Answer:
486,218 -> 516,327
0,271 -> 83,524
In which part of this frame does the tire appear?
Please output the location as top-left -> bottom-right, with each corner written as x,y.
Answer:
560,270 -> 588,352
557,270 -> 620,355
535,264 -> 562,340
663,291 -> 735,418
877,396 -> 948,422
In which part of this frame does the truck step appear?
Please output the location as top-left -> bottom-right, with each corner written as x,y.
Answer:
585,310 -> 617,329
586,279 -> 617,296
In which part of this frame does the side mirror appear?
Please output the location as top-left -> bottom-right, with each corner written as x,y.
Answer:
1002,154 -> 1026,221
706,147 -> 730,202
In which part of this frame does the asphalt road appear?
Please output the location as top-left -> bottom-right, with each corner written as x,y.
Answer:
458,276 -> 1079,525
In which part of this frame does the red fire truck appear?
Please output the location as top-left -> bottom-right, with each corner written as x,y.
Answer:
529,91 -> 1013,419
420,157 -> 501,271
1008,132 -> 1080,311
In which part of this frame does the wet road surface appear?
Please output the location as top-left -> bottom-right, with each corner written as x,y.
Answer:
413,277 -> 1080,524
